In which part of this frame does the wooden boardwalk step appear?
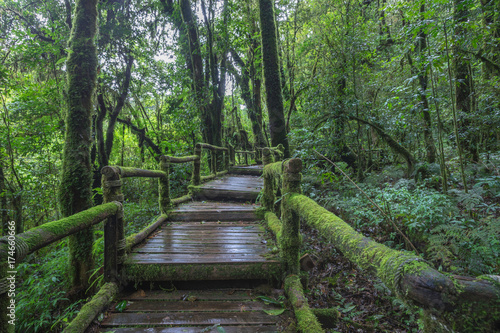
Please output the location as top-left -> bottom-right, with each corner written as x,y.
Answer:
99,326 -> 278,332
194,175 -> 263,202
228,165 -> 264,176
99,289 -> 282,332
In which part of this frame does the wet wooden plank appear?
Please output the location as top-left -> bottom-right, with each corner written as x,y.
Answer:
144,239 -> 264,245
136,243 -> 265,250
134,247 -> 268,255
115,300 -> 269,312
126,253 -> 271,264
99,326 -> 278,333
194,189 -> 259,201
122,289 -> 255,301
174,202 -> 259,210
101,312 -> 279,327
168,211 -> 257,221
152,234 -> 263,240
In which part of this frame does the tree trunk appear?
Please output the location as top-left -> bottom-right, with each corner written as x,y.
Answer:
349,115 -> 416,176
416,4 -> 437,164
0,158 -> 7,235
259,0 -> 290,157
454,0 -> 478,162
59,0 -> 98,291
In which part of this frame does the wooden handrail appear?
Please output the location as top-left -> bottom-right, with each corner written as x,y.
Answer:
261,158 -> 500,332
0,202 -> 121,263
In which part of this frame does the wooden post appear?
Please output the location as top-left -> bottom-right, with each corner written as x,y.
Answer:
159,156 -> 171,214
192,143 -> 201,186
229,144 -> 235,166
101,167 -> 125,278
224,148 -> 230,171
244,152 -> 249,165
104,212 -> 118,283
281,158 -> 302,276
211,150 -> 216,175
262,147 -> 273,165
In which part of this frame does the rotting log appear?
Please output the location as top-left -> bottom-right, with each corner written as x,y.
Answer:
62,282 -> 118,333
286,193 -> 500,332
0,202 -> 120,263
125,215 -> 168,252
285,275 -> 324,333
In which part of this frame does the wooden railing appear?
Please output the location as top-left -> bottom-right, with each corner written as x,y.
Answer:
0,202 -> 123,333
0,141 -> 249,332
262,158 -> 500,332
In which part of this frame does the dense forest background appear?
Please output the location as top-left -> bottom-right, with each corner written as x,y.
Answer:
0,0 -> 499,331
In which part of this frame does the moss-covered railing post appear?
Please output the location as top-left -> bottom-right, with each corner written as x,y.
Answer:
281,158 -> 302,276
210,150 -> 217,175
192,143 -> 202,186
262,147 -> 274,165
224,146 -> 230,170
229,144 -> 235,166
159,156 -> 171,214
101,167 -> 125,278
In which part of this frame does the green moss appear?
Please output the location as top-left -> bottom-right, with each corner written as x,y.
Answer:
285,275 -> 324,333
15,202 -> 119,258
123,262 -> 281,282
63,282 -> 118,333
158,157 -> 171,214
265,211 -> 282,239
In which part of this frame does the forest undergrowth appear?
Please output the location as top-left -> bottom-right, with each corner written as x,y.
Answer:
299,152 -> 500,332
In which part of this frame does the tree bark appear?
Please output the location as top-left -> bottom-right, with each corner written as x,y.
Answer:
454,0 -> 478,162
59,0 -> 98,290
259,0 -> 290,157
416,4 -> 437,164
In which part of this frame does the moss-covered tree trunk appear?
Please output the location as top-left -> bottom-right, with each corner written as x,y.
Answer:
59,0 -> 98,291
259,0 -> 290,157
416,4 -> 437,164
454,0 -> 478,162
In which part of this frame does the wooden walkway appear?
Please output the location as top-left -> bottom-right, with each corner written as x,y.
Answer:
100,166 -> 283,332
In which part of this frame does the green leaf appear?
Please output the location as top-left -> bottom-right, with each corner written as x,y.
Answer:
256,296 -> 284,307
115,300 -> 128,313
263,308 -> 286,315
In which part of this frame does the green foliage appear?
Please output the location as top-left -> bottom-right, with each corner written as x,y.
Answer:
16,245 -> 83,333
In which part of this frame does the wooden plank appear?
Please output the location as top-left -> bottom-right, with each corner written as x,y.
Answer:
135,243 -> 266,250
116,300 -> 270,312
99,325 -> 278,332
126,253 -> 271,264
168,212 -> 257,221
134,247 -> 268,255
153,233 -> 263,239
101,312 -> 279,327
195,189 -> 259,201
122,289 -> 255,301
163,226 -> 261,232
144,238 -> 264,244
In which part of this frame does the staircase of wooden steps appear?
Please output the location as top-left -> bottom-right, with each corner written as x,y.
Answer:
99,288 -> 282,332
100,165 -> 285,332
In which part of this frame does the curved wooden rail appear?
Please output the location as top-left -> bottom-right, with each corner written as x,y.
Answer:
262,159 -> 500,332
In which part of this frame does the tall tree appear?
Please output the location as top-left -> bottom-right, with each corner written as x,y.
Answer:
259,0 -> 290,157
58,0 -> 98,290
416,3 -> 437,164
453,0 -> 478,162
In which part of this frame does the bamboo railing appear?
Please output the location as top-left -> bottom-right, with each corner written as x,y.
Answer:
261,158 -> 500,332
